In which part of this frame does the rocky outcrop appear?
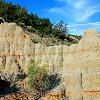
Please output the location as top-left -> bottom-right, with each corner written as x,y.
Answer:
41,31 -> 100,100
0,23 -> 34,73
0,23 -> 64,73
62,30 -> 100,100
0,23 -> 100,100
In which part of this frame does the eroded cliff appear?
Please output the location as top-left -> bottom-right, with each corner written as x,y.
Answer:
0,23 -> 100,100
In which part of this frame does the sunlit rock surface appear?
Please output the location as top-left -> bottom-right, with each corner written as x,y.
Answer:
0,23 -> 100,100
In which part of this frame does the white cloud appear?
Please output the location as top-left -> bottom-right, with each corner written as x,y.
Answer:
68,22 -> 100,27
68,22 -> 100,35
74,4 -> 100,22
49,7 -> 64,14
49,0 -> 100,22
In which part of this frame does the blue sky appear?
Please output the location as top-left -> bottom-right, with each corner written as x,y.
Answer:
5,0 -> 100,35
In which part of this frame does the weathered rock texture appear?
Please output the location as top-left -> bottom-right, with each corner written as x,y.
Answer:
0,23 -> 64,74
62,30 -> 100,100
0,23 -> 100,100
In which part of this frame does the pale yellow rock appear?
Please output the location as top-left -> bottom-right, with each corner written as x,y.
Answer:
62,30 -> 100,100
0,23 -> 100,100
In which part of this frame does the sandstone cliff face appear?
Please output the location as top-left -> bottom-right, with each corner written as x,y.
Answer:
0,23 -> 35,73
62,30 -> 100,100
0,23 -> 64,74
0,23 -> 100,100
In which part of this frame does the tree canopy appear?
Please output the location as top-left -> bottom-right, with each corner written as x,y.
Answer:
0,0 -> 68,39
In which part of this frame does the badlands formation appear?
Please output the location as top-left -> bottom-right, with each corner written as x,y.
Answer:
0,23 -> 100,100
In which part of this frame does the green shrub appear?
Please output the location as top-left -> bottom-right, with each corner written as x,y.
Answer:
28,64 -> 49,92
26,26 -> 36,32
28,63 -> 61,99
15,72 -> 27,81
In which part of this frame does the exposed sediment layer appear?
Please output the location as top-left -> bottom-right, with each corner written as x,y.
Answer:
0,23 -> 100,100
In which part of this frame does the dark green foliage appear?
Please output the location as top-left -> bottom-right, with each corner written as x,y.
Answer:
0,0 -> 68,39
47,74 -> 61,90
68,34 -> 82,40
54,20 -> 68,34
52,20 -> 68,39
0,0 -> 81,45
26,26 -> 36,32
15,72 -> 27,81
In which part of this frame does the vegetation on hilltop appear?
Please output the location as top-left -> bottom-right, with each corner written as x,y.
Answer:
0,0 -> 81,45
0,0 -> 67,38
